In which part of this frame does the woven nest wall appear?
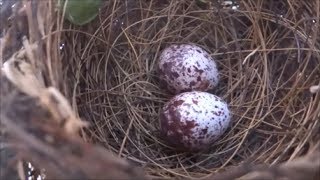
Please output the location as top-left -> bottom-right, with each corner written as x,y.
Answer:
0,0 -> 319,179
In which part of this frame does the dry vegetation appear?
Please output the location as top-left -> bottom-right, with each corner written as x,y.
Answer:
0,0 -> 319,179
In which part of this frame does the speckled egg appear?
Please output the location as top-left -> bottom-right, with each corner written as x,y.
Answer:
158,44 -> 219,94
160,91 -> 231,151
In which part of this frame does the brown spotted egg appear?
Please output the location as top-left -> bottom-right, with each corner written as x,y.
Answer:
158,44 -> 219,94
160,91 -> 231,151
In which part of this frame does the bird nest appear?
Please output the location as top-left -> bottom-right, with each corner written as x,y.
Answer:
1,0 -> 319,179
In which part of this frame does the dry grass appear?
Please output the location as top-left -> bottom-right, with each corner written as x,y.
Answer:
1,0 -> 320,179
57,0 -> 319,179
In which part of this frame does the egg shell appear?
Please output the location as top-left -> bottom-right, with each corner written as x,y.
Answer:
158,44 -> 219,94
160,91 -> 231,151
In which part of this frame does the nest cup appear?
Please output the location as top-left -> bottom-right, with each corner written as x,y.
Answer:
4,0 -> 319,179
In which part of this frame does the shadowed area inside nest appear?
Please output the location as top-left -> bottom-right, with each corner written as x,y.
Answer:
57,0 -> 319,178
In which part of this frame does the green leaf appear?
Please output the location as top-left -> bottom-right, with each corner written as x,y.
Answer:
60,0 -> 103,26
